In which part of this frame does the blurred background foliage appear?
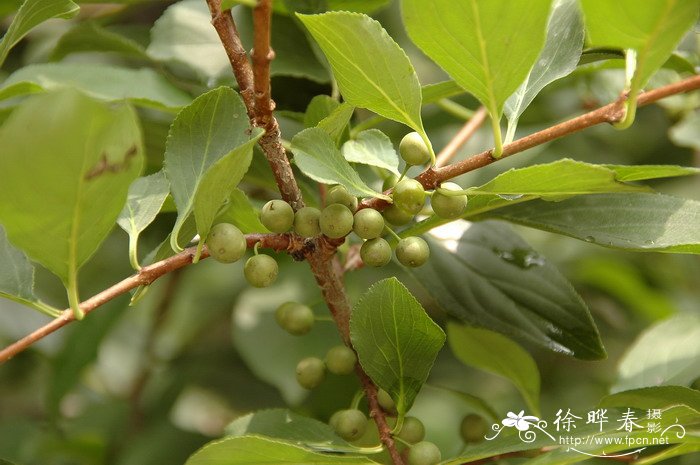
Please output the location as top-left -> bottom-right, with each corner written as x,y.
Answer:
0,1 -> 698,464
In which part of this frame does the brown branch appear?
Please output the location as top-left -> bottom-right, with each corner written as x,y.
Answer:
435,106 -> 488,167
358,368 -> 404,465
252,0 -> 275,129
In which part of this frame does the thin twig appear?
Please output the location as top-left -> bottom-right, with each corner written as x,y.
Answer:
252,0 -> 274,128
435,106 -> 488,167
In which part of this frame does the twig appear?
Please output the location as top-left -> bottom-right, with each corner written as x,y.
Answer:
435,106 -> 488,167
252,0 -> 274,128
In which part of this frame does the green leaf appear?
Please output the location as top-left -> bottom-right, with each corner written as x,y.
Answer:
350,277 -> 446,414
164,87 -> 263,252
215,189 -> 269,234
342,129 -> 400,176
185,436 -> 379,465
504,0 -> 583,143
600,386 -> 700,412
669,110 -> 700,151
489,193 -> 700,253
117,171 -> 170,270
421,80 -> 465,104
317,103 -> 354,144
290,127 -> 389,199
580,0 -> 698,92
0,63 -> 191,111
0,0 -> 79,67
50,21 -> 148,61
603,163 -> 700,182
613,313 -> 700,393
298,12 -> 427,140
0,89 -> 143,318
447,323 -> 541,415
402,0 -> 551,119
406,221 -> 605,360
304,95 -> 340,128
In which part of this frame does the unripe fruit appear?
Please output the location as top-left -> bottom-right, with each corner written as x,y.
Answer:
353,208 -> 385,240
407,441 -> 441,465
326,185 -> 358,212
244,254 -> 278,287
260,199 -> 294,233
377,388 -> 396,412
295,357 -> 325,389
460,414 -> 488,443
360,238 -> 392,267
383,204 -> 414,226
332,409 -> 368,441
398,416 -> 426,444
294,207 -> 321,237
382,174 -> 399,192
400,132 -> 430,166
325,345 -> 357,375
396,237 -> 430,268
393,179 -> 426,215
320,204 -> 354,239
275,302 -> 314,336
206,223 -> 246,263
432,182 -> 468,219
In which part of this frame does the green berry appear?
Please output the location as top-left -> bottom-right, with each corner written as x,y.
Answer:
275,302 -> 314,336
353,208 -> 385,239
407,441 -> 441,465
377,388 -> 396,412
206,223 -> 246,263
294,207 -> 321,237
460,414 -> 488,443
398,416 -> 426,444
260,199 -> 294,233
400,132 -> 430,166
393,179 -> 426,215
382,174 -> 399,192
295,357 -> 325,389
326,185 -> 358,212
383,204 -> 414,226
244,254 -> 278,287
325,345 -> 357,375
432,182 -> 468,219
332,409 -> 368,441
396,237 -> 430,268
320,204 -> 354,239
360,238 -> 392,267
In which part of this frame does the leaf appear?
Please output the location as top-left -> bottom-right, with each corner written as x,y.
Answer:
603,163 -> 700,182
580,0 -> 699,92
0,63 -> 191,111
0,89 -> 143,317
406,221 -> 605,360
421,80 -> 465,104
304,95 -> 340,127
0,0 -> 79,67
447,323 -> 541,415
669,110 -> 700,151
350,277 -> 446,414
215,189 -> 269,234
600,386 -> 700,412
504,0 -> 584,143
489,193 -> 700,253
316,103 -> 354,144
290,127 -> 389,199
117,171 -> 170,269
342,129 -> 400,176
164,87 -> 263,252
298,12 -> 427,138
185,435 -> 379,465
613,314 -> 700,393
50,21 -> 148,61
402,0 -> 551,119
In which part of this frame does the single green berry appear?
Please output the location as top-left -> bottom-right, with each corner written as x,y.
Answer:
320,204 -> 354,239
460,414 -> 488,443
325,345 -> 357,375
206,223 -> 246,263
400,132 -> 431,166
377,388 -> 396,412
398,416 -> 426,444
329,410 -> 343,430
360,238 -> 392,267
332,409 -> 368,442
432,182 -> 468,219
353,208 -> 385,239
407,441 -> 441,465
294,207 -> 321,237
396,236 -> 430,268
382,174 -> 400,192
275,302 -> 314,336
383,204 -> 414,226
244,254 -> 278,287
326,185 -> 358,212
393,178 -> 426,215
260,199 -> 294,233
295,357 -> 325,389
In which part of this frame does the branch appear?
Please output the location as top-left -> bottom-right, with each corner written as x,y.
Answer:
435,106 -> 487,167
252,0 -> 275,128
